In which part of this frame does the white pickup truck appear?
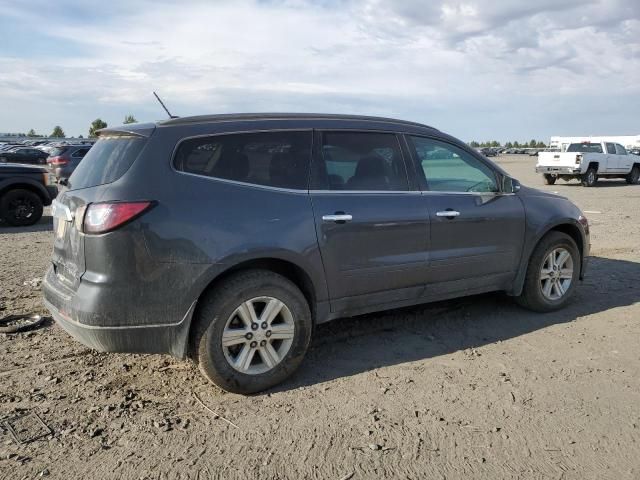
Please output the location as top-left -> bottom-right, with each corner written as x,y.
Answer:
536,141 -> 640,187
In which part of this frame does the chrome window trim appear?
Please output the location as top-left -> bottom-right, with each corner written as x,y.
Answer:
309,189 -> 421,195
174,169 -> 310,195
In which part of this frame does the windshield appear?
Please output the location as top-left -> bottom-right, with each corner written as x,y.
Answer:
68,136 -> 147,189
566,143 -> 603,153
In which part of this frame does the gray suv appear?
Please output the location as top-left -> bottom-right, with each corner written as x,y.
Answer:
43,114 -> 590,393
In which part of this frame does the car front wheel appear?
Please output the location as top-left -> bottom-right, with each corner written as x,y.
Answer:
193,270 -> 312,394
516,232 -> 580,312
581,168 -> 597,187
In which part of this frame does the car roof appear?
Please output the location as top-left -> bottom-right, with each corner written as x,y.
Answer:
157,113 -> 437,130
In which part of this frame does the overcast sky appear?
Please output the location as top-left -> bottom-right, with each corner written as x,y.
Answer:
0,0 -> 638,141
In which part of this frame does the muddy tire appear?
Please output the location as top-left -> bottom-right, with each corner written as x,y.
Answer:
581,168 -> 597,187
0,189 -> 43,226
192,270 -> 312,394
543,174 -> 556,185
516,232 -> 580,313
625,166 -> 640,185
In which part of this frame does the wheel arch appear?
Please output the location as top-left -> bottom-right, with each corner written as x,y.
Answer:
185,256 -> 320,358
0,180 -> 49,205
511,220 -> 586,296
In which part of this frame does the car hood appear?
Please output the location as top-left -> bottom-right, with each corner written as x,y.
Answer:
517,184 -> 567,200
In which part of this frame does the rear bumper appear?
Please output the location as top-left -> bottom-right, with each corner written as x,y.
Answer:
42,266 -> 195,359
535,166 -> 582,175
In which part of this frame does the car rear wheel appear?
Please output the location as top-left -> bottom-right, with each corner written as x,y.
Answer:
193,270 -> 312,394
0,189 -> 43,226
581,167 -> 597,187
543,174 -> 556,185
516,231 -> 580,312
625,165 -> 640,185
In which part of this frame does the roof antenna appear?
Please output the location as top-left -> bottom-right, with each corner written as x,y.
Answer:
153,91 -> 178,119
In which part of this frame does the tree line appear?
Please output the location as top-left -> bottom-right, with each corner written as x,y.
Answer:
469,139 -> 547,148
23,115 -> 138,139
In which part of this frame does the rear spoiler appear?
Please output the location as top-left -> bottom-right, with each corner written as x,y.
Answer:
96,123 -> 156,138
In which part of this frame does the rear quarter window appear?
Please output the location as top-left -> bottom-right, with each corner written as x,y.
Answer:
68,136 -> 147,189
173,131 -> 312,190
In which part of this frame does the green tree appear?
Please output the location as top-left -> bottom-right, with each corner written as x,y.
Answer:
513,141 -> 520,148
89,118 -> 108,138
505,141 -> 513,148
469,140 -> 479,148
490,140 -> 500,147
529,139 -> 537,148
536,141 -> 546,148
27,128 -> 37,137
123,114 -> 137,124
51,126 -> 65,138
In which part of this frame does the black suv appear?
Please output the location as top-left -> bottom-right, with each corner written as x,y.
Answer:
0,163 -> 57,226
43,114 -> 589,393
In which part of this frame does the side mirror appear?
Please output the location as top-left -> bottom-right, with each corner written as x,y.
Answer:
502,176 -> 521,193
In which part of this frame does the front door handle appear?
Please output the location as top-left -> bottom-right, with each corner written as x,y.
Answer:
436,210 -> 460,218
322,214 -> 353,223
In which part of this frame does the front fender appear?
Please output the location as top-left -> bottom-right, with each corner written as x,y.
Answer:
509,192 -> 588,296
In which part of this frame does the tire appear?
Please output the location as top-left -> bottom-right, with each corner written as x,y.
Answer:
543,174 -> 556,185
193,270 -> 312,394
581,167 -> 597,187
516,232 -> 580,313
626,165 -> 640,185
0,189 -> 43,226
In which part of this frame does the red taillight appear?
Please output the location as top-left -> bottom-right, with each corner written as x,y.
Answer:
48,156 -> 68,165
82,201 -> 155,234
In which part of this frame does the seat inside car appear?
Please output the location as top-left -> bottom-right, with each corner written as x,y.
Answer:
346,155 -> 389,190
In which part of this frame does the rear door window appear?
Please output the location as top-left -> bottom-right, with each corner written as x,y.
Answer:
312,131 -> 409,191
68,136 -> 147,189
174,131 -> 312,190
606,143 -> 617,154
615,144 -> 627,155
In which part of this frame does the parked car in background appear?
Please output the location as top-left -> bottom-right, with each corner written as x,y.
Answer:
44,113 -> 590,394
629,149 -> 640,156
0,163 -> 57,226
46,144 -> 92,182
536,141 -> 640,186
0,147 -> 49,165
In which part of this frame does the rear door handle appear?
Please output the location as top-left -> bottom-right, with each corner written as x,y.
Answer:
436,210 -> 460,218
322,214 -> 353,223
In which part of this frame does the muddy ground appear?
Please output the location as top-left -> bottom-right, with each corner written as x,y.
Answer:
1,155 -> 639,479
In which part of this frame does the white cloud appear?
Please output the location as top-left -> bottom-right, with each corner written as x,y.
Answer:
0,0 -> 638,140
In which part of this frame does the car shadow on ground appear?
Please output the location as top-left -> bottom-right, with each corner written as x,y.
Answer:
273,256 -> 640,393
555,180 -> 635,188
0,214 -> 52,233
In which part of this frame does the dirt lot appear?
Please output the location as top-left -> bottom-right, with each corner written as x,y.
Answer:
1,155 -> 639,479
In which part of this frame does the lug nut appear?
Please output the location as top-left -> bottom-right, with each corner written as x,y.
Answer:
265,330 -> 272,338
245,332 -> 253,340
250,341 -> 257,348
260,340 -> 267,347
251,323 -> 259,331
261,322 -> 268,329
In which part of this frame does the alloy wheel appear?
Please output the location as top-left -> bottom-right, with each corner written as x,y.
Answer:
221,296 -> 295,375
540,247 -> 574,301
